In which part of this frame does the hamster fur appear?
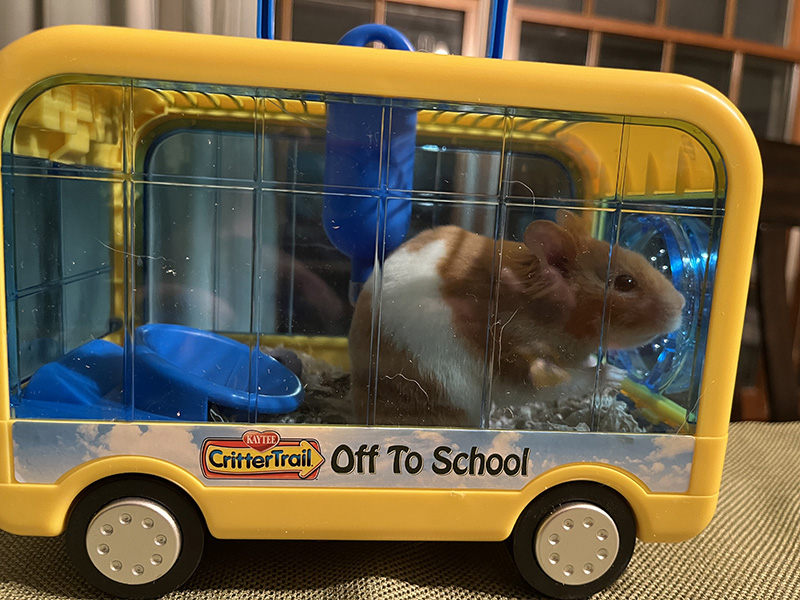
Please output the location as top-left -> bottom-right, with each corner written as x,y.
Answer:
348,210 -> 686,427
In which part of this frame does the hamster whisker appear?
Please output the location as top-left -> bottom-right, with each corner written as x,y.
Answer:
494,308 -> 520,379
498,308 -> 520,340
383,372 -> 430,400
507,179 -> 536,201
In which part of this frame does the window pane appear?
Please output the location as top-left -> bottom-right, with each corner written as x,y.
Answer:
507,118 -> 624,203
739,56 -> 793,141
735,0 -> 790,46
291,0 -> 372,45
385,3 -> 464,55
622,125 -> 722,208
594,0 -> 657,22
518,23 -> 588,65
672,45 -> 731,94
598,34 -> 662,71
666,0 -> 725,35
12,84 -> 125,174
515,0 -> 583,11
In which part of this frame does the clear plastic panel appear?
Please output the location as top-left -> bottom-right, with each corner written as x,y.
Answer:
4,172 -> 123,418
131,181 -> 260,422
506,116 -> 623,205
9,83 -> 126,175
484,204 -> 719,433
607,210 -> 722,431
132,86 -> 258,183
358,196 -> 500,426
487,205 -> 612,432
262,191 -> 352,338
411,106 -> 505,197
621,123 -> 723,209
136,183 -> 256,331
262,96 -> 328,189
257,190 -> 354,425
2,78 -> 726,433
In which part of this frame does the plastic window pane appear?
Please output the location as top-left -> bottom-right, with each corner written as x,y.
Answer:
608,210 -> 722,433
10,83 -> 126,175
506,116 -> 624,206
131,182 -> 261,422
135,183 -> 256,332
403,106 -> 505,198
621,124 -> 722,210
264,191 -> 352,338
5,173 -> 122,419
366,198 -> 499,427
262,95 -> 327,190
132,86 -> 257,183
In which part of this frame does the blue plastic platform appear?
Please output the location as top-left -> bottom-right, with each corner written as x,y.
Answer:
15,339 -> 128,420
15,324 -> 304,421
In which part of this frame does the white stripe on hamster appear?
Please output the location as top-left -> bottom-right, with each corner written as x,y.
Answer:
374,238 -> 484,423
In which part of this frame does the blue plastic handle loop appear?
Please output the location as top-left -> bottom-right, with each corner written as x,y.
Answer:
323,25 -> 416,302
337,23 -> 415,51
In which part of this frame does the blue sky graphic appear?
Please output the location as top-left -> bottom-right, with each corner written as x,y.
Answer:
13,422 -> 694,493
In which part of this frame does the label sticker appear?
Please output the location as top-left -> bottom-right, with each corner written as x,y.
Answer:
202,430 -> 324,479
12,421 -> 695,493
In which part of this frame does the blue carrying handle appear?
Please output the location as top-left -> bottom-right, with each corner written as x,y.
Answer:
337,23 -> 415,50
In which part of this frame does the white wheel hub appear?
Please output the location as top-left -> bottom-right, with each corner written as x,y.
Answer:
85,497 -> 182,585
535,502 -> 620,586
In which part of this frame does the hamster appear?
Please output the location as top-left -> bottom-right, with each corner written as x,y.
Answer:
348,209 -> 685,427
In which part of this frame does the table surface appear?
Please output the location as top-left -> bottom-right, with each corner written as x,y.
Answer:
0,421 -> 796,600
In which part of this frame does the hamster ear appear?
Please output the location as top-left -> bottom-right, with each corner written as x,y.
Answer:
555,209 -> 592,237
523,219 -> 577,271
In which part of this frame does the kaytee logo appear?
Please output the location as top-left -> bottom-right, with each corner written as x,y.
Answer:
201,430 -> 324,480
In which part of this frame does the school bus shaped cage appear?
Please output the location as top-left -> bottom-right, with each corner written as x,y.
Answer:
0,25 -> 761,599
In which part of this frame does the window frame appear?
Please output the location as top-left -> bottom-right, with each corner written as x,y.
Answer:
278,0 -> 486,56
506,0 -> 800,142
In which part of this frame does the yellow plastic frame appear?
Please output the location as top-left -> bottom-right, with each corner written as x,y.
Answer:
0,26 -> 762,545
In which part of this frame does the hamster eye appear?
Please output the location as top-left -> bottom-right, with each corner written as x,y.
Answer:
612,274 -> 636,292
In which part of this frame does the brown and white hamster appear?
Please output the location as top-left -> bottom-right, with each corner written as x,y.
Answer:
348,209 -> 685,427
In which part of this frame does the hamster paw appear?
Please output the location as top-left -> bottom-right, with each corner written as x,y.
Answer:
529,358 -> 570,388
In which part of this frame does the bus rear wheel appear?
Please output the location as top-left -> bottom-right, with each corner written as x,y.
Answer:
510,482 -> 636,599
65,478 -> 205,599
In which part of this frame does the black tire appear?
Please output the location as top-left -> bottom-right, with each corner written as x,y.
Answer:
510,482 -> 636,600
65,477 -> 205,599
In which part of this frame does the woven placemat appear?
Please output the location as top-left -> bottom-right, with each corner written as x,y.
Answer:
1,421 -> 798,600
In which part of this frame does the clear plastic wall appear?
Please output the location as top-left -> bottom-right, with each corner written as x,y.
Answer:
2,79 -> 724,433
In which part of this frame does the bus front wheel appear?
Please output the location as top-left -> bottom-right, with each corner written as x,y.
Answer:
510,482 -> 636,599
65,478 -> 205,599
